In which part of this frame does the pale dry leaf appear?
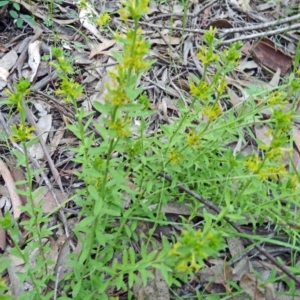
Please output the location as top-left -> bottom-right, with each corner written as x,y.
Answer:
183,35 -> 193,65
32,100 -> 50,117
0,195 -> 11,211
49,125 -> 65,156
0,49 -> 18,70
237,59 -> 259,72
73,51 -> 94,65
265,283 -> 277,300
151,35 -> 181,45
239,273 -> 265,299
0,209 -> 6,251
9,159 -> 27,205
197,262 -> 233,284
28,40 -> 41,82
229,0 -> 252,11
79,6 -> 104,41
34,187 -> 67,213
255,124 -> 272,146
89,40 -> 116,58
53,235 -> 73,285
227,238 -> 251,281
0,158 -> 22,219
0,67 -> 9,81
133,267 -> 170,300
0,79 -> 7,90
269,68 -> 281,87
233,136 -> 243,156
7,252 -> 26,297
29,114 -> 52,160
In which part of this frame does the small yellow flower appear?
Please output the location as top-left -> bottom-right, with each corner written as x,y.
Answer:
259,165 -> 287,180
10,123 -> 35,142
187,130 -> 201,147
202,103 -> 222,121
197,46 -> 219,65
169,148 -> 184,164
245,153 -> 261,173
108,118 -> 131,139
97,13 -> 111,26
189,81 -> 210,100
215,77 -> 227,95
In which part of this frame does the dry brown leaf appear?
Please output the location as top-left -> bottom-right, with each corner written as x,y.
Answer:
206,19 -> 233,29
239,273 -> 265,299
252,38 -> 293,75
197,262 -> 233,284
0,158 -> 22,219
89,40 -> 116,58
0,45 -> 8,52
227,238 -> 251,281
34,187 -> 67,213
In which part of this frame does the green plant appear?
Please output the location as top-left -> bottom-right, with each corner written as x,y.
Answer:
2,0 -> 300,298
0,0 -> 35,28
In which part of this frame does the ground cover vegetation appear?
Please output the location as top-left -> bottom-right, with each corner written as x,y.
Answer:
1,0 -> 300,299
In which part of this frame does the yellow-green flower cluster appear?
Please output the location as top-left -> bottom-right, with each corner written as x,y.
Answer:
189,81 -> 210,100
118,0 -> 149,21
245,153 -> 261,173
97,13 -> 111,26
221,42 -> 242,66
186,130 -> 201,147
10,123 -> 35,142
78,0 -> 88,9
5,79 -> 30,112
202,103 -> 222,121
259,165 -> 287,180
215,77 -> 227,95
268,91 -> 287,106
56,77 -> 83,103
105,75 -> 130,107
197,45 -> 220,65
169,148 -> 184,164
108,118 -> 131,139
168,229 -> 223,273
51,48 -> 74,75
121,28 -> 151,71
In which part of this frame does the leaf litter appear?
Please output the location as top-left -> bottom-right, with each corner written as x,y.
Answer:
1,0 -> 300,298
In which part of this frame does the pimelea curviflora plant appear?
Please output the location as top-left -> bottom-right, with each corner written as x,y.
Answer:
2,0 -> 300,298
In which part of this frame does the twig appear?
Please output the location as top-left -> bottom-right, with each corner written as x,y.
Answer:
219,22 -> 300,46
159,172 -> 300,286
147,0 -> 218,21
220,12 -> 300,36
